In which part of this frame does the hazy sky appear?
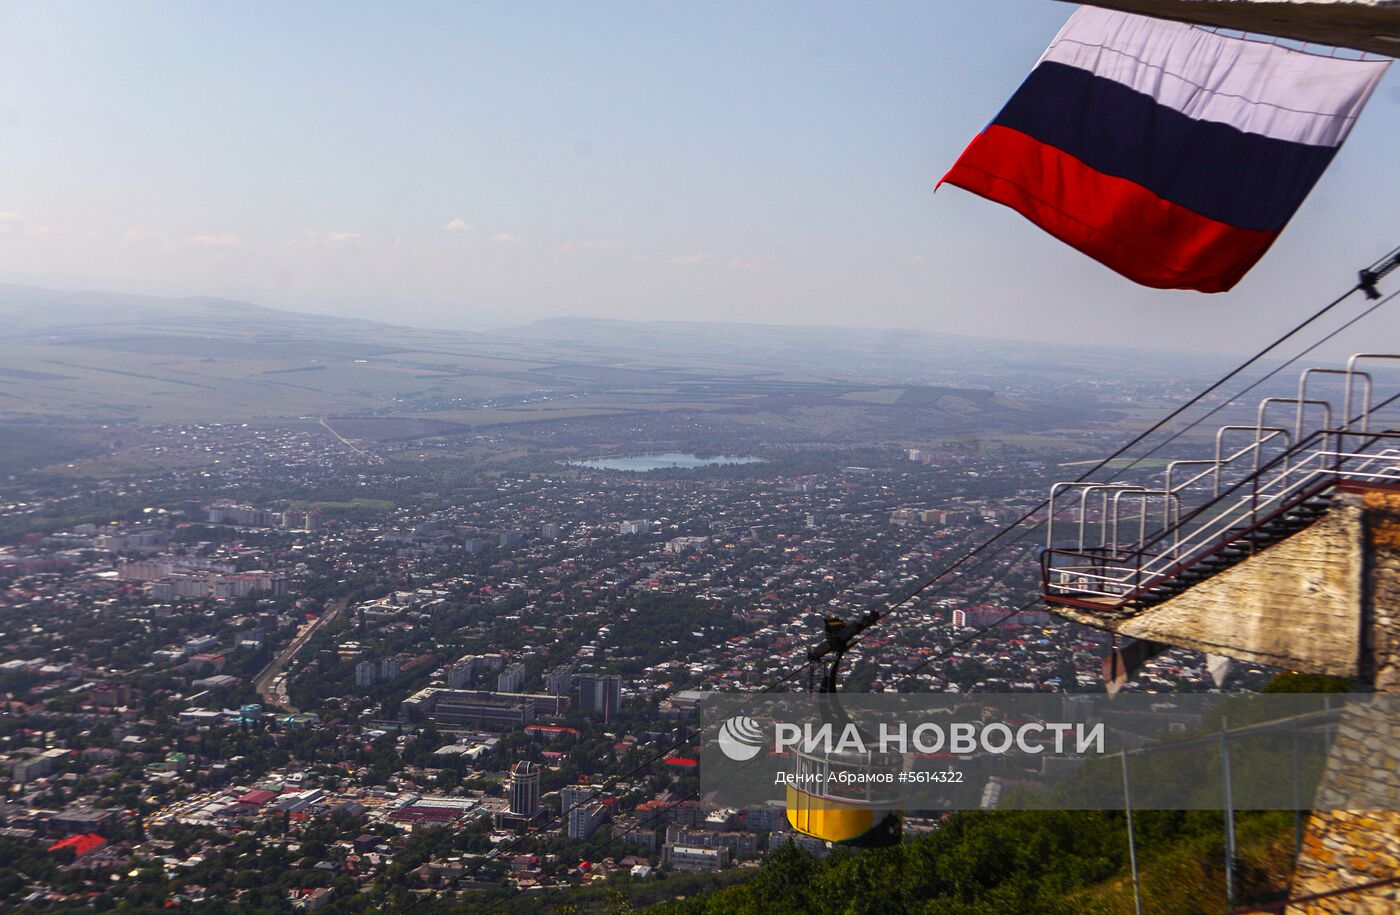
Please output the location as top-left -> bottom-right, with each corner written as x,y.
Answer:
1,1 -> 1398,353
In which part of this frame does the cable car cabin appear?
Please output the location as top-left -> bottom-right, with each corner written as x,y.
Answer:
785,742 -> 902,847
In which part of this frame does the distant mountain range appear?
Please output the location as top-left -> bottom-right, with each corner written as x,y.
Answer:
0,283 -> 392,339
0,281 -> 1222,429
503,314 -> 1227,384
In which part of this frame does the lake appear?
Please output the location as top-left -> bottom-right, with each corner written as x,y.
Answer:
566,452 -> 765,472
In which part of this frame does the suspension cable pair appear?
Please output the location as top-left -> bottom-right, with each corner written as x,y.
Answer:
808,246 -> 1400,685
409,247 -> 1400,909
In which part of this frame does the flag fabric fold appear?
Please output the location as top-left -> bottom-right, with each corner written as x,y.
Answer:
939,7 -> 1389,293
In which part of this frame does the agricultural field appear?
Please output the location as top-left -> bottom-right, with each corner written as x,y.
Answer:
0,283 -> 1201,475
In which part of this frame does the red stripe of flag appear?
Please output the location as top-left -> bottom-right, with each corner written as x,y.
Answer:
940,125 -> 1277,293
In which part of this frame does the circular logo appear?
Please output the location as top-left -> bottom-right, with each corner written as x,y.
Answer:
717,715 -> 766,761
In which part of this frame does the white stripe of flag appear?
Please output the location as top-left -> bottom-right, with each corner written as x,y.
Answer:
1040,6 -> 1389,148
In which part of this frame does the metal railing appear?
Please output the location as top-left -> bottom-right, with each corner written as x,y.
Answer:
1042,355 -> 1400,608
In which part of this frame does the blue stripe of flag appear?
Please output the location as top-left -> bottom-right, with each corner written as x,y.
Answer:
993,62 -> 1339,233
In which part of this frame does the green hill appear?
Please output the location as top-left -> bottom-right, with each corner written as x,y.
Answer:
649,808 -> 1296,915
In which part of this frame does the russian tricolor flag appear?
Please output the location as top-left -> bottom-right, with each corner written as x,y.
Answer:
940,8 -> 1389,293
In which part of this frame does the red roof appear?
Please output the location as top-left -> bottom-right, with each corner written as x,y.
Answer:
664,756 -> 698,767
237,789 -> 279,806
49,834 -> 107,857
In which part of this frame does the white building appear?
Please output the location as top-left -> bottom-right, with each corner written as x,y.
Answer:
664,844 -> 729,872
447,659 -> 475,689
508,761 -> 541,818
545,664 -> 574,697
496,662 -> 526,693
568,801 -> 609,839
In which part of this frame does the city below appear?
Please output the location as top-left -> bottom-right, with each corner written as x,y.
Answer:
0,288 -> 1268,911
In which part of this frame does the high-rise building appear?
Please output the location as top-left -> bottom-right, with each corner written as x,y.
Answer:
540,522 -> 561,540
208,504 -> 276,527
11,754 -> 55,784
89,682 -> 134,708
447,659 -> 475,689
380,657 -> 399,681
498,531 -> 525,548
208,571 -> 288,599
741,803 -> 785,833
545,664 -> 574,697
568,801 -> 609,839
497,662 -> 526,693
508,761 -> 541,818
355,660 -> 377,687
560,783 -> 593,816
117,559 -> 174,581
890,508 -> 920,527
577,673 -> 622,722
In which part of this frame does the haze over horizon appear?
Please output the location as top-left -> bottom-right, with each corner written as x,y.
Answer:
2,1 -> 1398,354
2,6 -> 1400,910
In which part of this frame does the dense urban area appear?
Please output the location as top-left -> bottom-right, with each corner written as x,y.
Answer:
0,279 -> 1288,912
0,345 -> 1282,915
7,0 -> 1400,908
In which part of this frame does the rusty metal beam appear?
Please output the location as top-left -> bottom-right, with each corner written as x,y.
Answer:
1066,0 -> 1400,57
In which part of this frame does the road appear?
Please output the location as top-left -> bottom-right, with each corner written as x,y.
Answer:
319,416 -> 375,458
254,598 -> 346,712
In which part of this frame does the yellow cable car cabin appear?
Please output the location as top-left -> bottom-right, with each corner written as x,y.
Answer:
784,741 -> 902,847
